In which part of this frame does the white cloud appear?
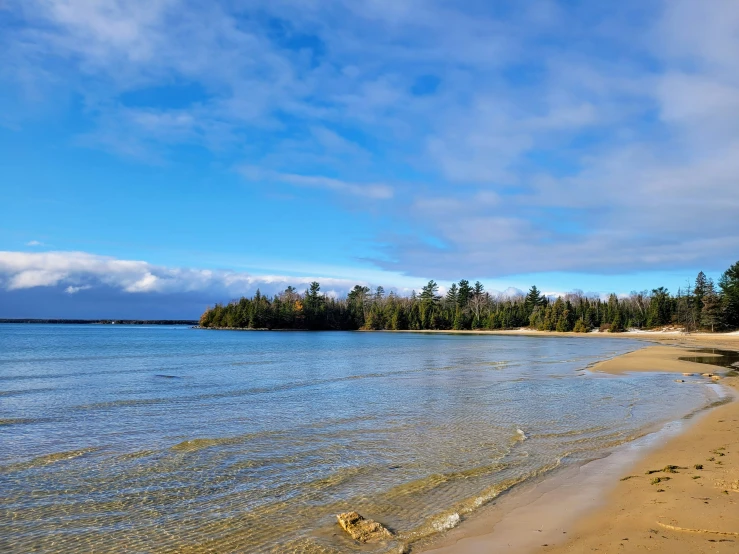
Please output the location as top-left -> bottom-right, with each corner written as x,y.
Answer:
0,250 -> 374,297
274,173 -> 393,200
239,167 -> 394,199
64,285 -> 91,294
26,240 -> 44,246
0,251 -> 538,302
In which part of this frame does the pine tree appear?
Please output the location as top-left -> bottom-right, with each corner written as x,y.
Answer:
452,307 -> 463,330
304,281 -> 324,329
457,279 -> 472,309
525,286 -> 544,315
693,271 -> 708,325
611,311 -> 624,332
473,281 -> 484,297
647,287 -> 671,328
445,283 -> 458,305
700,279 -> 722,332
719,261 -> 739,328
420,280 -> 440,306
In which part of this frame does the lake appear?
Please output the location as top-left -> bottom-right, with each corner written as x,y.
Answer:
0,325 -> 718,553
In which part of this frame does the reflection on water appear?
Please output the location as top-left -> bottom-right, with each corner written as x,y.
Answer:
678,348 -> 739,370
0,326 -> 719,553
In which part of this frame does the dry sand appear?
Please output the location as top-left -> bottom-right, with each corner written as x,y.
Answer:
421,333 -> 739,554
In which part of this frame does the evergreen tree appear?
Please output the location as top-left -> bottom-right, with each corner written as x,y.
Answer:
390,306 -> 407,330
452,306 -> 463,330
701,279 -> 722,332
525,286 -> 544,315
420,280 -> 440,305
647,287 -> 671,328
445,283 -> 459,305
719,261 -> 739,328
473,281 -> 484,297
693,271 -> 708,324
611,311 -> 624,332
304,281 -> 325,329
457,279 -> 472,308
198,261 -> 739,333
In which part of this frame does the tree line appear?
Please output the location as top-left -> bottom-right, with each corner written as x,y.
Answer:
199,261 -> 739,333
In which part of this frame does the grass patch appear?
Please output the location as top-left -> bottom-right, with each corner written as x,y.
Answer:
694,464 -> 703,470
651,477 -> 671,485
692,476 -> 701,479
620,475 -> 638,481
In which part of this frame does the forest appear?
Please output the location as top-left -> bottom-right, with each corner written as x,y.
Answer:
199,261 -> 739,333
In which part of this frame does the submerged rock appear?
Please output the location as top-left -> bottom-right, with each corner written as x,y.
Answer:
336,512 -> 393,543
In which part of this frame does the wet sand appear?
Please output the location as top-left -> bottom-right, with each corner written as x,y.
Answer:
421,334 -> 739,554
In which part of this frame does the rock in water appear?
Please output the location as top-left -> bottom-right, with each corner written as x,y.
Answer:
336,512 -> 393,543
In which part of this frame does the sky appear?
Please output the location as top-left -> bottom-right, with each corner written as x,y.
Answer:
1,0 -> 738,318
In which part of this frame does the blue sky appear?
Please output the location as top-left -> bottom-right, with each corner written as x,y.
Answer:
1,0 -> 738,318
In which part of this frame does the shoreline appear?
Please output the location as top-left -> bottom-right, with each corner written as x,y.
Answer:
418,336 -> 739,554
200,324 -> 739,342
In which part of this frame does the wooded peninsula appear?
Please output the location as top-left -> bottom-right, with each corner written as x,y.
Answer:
199,261 -> 739,333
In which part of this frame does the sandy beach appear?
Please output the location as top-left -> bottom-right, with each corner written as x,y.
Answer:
422,332 -> 739,554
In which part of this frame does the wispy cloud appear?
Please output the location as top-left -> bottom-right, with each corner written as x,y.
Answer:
240,166 -> 394,199
2,1 -> 738,278
64,285 -> 91,294
25,240 -> 45,246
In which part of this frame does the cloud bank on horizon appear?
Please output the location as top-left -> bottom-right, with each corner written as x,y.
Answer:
1,1 -> 738,316
0,250 -> 372,297
0,250 -> 526,318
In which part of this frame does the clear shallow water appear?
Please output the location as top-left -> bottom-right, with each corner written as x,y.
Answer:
0,325 -> 717,553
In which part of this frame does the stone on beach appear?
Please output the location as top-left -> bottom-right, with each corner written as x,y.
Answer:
682,372 -> 693,376
336,511 -> 393,542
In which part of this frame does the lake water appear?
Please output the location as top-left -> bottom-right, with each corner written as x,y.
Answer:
0,325 -> 719,553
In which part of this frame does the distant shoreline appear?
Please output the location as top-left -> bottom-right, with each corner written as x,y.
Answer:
0,319 -> 199,325
198,325 -> 739,340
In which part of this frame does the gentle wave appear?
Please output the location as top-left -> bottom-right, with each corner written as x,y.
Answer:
0,326 -> 719,553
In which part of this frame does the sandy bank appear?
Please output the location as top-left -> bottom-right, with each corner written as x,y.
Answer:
389,327 -> 739,343
590,345 -> 730,374
542,372 -> 739,554
421,338 -> 739,554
